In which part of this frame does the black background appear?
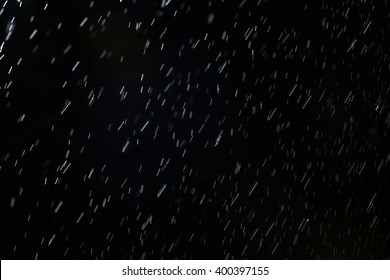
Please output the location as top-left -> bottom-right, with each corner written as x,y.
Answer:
1,0 -> 389,259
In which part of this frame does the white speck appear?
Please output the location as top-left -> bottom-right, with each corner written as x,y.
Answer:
248,181 -> 258,196
161,0 -> 172,7
156,184 -> 167,198
344,91 -> 353,103
10,197 -> 16,207
79,17 -> 88,27
76,212 -> 84,223
63,162 -> 71,174
265,222 -> 274,236
271,242 -> 279,255
63,44 -> 72,54
267,108 -> 277,121
208,13 -> 215,24
71,61 -> 80,71
199,194 -> 206,205
139,185 -> 144,194
29,29 -> 37,40
230,193 -> 239,206
122,140 -> 130,153
347,39 -> 357,52
215,130 -> 223,146
223,220 -> 231,231
363,21 -> 371,34
289,84 -> 297,96
48,234 -> 56,246
302,95 -> 312,109
5,19 -> 15,41
250,228 -> 258,241
218,61 -> 227,73
140,121 -> 149,132
17,114 -> 26,123
88,168 -> 94,179
239,0 -> 247,8
359,162 -> 366,175
54,201 -> 63,213
60,100 -> 71,115
142,215 -> 153,230
166,67 -> 173,77
234,162 -> 241,174
117,120 -> 125,131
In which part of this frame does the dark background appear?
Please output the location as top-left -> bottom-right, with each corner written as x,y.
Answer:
1,0 -> 389,259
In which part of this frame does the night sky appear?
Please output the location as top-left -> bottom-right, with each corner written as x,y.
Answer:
1,0 -> 389,259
